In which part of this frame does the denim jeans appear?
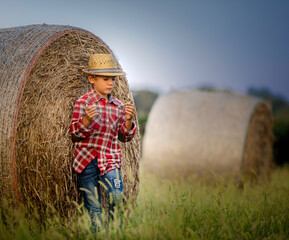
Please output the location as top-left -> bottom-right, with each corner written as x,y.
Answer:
77,157 -> 124,229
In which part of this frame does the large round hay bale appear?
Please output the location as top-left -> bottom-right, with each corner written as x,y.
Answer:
142,90 -> 273,181
0,24 -> 140,214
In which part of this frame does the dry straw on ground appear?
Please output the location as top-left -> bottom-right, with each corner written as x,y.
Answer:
142,90 -> 273,182
0,24 -> 140,215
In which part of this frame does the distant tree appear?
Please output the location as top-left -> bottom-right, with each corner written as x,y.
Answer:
132,90 -> 159,118
132,90 -> 159,137
198,85 -> 216,92
198,85 -> 235,94
247,87 -> 289,117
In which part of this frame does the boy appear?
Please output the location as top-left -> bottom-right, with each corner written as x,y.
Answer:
69,53 -> 136,229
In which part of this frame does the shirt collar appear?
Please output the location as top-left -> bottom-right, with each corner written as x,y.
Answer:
89,87 -> 119,105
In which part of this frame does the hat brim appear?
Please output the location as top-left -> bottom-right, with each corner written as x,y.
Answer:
82,69 -> 125,76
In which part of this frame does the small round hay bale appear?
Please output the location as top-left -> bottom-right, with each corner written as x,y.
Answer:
0,24 -> 140,214
142,89 -> 273,181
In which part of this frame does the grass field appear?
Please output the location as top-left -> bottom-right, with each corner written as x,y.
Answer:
1,165 -> 289,240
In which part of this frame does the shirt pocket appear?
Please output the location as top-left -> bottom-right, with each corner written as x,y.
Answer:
90,113 -> 102,132
109,114 -> 119,133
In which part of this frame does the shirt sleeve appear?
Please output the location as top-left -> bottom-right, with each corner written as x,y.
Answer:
118,105 -> 137,142
69,99 -> 101,140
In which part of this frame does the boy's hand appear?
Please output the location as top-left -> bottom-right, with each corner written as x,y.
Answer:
125,103 -> 136,121
83,105 -> 97,126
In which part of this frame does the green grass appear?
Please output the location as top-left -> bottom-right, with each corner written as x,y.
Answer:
1,165 -> 289,240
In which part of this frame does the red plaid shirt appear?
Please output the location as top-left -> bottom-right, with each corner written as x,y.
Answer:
69,88 -> 136,175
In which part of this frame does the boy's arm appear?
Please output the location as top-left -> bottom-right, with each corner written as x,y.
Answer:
118,103 -> 137,142
83,105 -> 98,127
69,100 -> 101,141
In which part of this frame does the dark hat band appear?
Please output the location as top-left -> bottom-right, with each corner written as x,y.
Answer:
88,68 -> 119,74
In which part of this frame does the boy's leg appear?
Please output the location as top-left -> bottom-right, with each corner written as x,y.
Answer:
100,168 -> 125,221
77,157 -> 102,229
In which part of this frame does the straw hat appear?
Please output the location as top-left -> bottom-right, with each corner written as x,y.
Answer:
82,53 -> 125,76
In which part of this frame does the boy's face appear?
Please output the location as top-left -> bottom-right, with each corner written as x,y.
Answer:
88,75 -> 116,98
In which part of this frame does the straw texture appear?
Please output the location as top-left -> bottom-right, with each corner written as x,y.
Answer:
0,24 -> 140,214
142,90 -> 273,181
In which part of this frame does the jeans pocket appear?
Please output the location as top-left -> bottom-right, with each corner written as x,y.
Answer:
78,157 -> 98,177
102,169 -> 124,193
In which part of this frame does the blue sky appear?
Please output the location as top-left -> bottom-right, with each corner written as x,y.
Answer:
1,0 -> 289,100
